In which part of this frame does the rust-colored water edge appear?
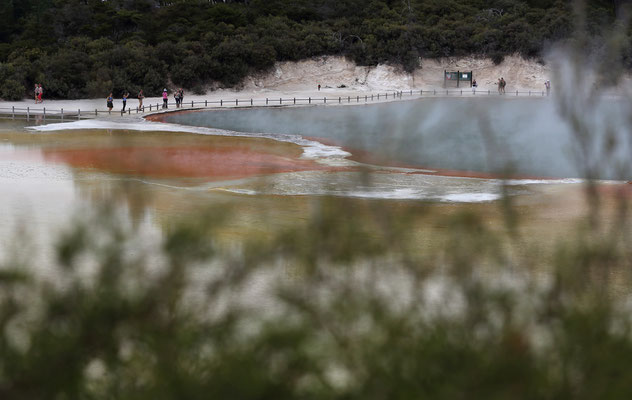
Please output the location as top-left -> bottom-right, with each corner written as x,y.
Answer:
41,131 -> 344,181
144,108 -> 213,123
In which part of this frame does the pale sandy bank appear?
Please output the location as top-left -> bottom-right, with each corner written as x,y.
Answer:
244,54 -> 551,92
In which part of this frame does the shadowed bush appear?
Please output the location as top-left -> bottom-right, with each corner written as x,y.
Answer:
0,0 -> 625,99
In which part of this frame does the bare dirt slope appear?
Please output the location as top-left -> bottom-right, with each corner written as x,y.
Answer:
243,55 -> 551,92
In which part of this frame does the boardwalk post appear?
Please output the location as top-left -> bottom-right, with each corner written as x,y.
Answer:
357,96 -> 359,102
12,106 -> 14,119
279,98 -> 282,104
516,90 -> 518,96
488,90 -> 490,95
205,100 -> 207,107
250,99 -> 253,106
348,96 -> 350,102
266,98 -> 268,105
61,108 -> 63,121
191,101 -> 194,107
339,97 -> 341,103
420,90 -> 423,95
27,107 -> 30,121
529,91 -> 531,96
293,98 -> 296,104
365,95 -> 367,102
43,107 -> 46,120
236,99 -> 238,106
386,93 -> 388,99
150,104 -> 152,111
309,97 -> 311,104
78,109 -> 81,120
433,89 -> 436,95
220,99 -> 223,106
324,97 -> 326,104
377,94 -> 380,99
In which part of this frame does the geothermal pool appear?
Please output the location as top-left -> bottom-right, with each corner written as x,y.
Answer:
1,96 -> 629,267
4,96 -> 629,215
164,97 -> 632,180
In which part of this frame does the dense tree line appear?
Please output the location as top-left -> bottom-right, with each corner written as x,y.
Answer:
0,0 -> 625,99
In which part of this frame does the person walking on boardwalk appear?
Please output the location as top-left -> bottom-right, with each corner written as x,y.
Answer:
34,84 -> 39,103
37,84 -> 43,103
545,80 -> 551,96
122,92 -> 129,112
162,88 -> 168,109
179,89 -> 184,106
107,93 -> 114,112
174,89 -> 180,108
500,77 -> 506,94
137,89 -> 144,109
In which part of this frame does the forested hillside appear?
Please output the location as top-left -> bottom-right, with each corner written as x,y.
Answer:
0,0 -> 625,99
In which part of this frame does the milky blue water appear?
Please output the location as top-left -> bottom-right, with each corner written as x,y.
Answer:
165,97 -> 632,180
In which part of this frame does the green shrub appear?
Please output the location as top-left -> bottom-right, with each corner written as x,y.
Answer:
0,0 -> 620,98
248,44 -> 277,70
171,63 -> 198,89
85,78 -> 113,99
0,78 -> 24,100
143,69 -> 165,97
192,84 -> 206,95
491,52 -> 505,65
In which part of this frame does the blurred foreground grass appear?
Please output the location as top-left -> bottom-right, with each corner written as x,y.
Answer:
1,183 -> 632,399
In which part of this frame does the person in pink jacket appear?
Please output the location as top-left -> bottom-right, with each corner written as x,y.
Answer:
162,88 -> 168,109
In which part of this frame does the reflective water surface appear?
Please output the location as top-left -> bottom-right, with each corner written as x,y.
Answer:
165,97 -> 632,180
